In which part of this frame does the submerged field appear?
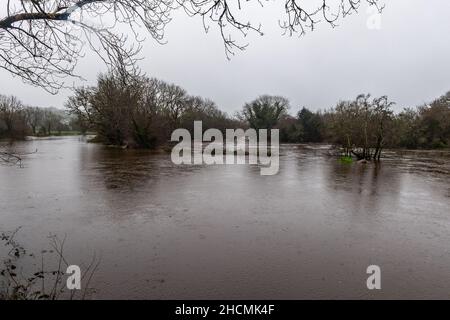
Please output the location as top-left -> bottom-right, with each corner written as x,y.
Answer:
1,136 -> 449,299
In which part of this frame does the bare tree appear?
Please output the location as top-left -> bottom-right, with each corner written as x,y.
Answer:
328,94 -> 395,160
24,106 -> 43,135
240,95 -> 290,130
0,94 -> 29,139
67,70 -> 239,147
0,0 -> 383,92
159,82 -> 189,131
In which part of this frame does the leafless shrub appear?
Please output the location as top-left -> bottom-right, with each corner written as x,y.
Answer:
0,228 -> 100,300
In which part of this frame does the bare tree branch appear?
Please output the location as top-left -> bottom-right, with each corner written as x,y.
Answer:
0,0 -> 383,92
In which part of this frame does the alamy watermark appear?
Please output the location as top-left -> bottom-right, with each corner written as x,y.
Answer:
366,265 -> 381,290
66,265 -> 81,290
171,121 -> 280,176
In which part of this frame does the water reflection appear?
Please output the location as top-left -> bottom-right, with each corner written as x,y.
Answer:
0,138 -> 449,299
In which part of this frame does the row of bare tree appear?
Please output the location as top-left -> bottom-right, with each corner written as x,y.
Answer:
3,74 -> 448,162
277,92 -> 450,159
66,70 -> 450,158
67,71 -> 240,148
0,95 -> 76,140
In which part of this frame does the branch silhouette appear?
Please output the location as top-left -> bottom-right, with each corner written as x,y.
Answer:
0,0 -> 383,92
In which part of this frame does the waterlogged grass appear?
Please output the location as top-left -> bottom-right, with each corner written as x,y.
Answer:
339,156 -> 353,164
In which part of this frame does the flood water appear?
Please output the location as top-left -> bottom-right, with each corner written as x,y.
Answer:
1,136 -> 449,299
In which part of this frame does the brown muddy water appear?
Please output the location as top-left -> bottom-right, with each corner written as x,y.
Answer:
1,136 -> 449,299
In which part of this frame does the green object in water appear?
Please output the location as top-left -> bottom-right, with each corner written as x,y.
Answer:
340,156 -> 353,163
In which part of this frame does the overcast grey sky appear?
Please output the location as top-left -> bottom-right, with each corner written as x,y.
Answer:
1,0 -> 449,115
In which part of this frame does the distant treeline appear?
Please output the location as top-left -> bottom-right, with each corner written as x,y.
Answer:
278,93 -> 450,156
2,70 -> 449,159
67,71 -> 449,158
66,71 -> 240,148
0,95 -> 83,139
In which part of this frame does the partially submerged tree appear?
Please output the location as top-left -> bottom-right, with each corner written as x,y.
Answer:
0,149 -> 24,166
327,94 -> 395,160
371,96 -> 394,160
67,70 -> 233,148
0,0 -> 384,92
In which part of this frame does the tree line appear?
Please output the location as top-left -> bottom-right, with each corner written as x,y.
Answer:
66,71 -> 449,159
0,95 -> 82,139
66,71 -> 240,148
2,70 -> 449,160
277,92 -> 450,158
